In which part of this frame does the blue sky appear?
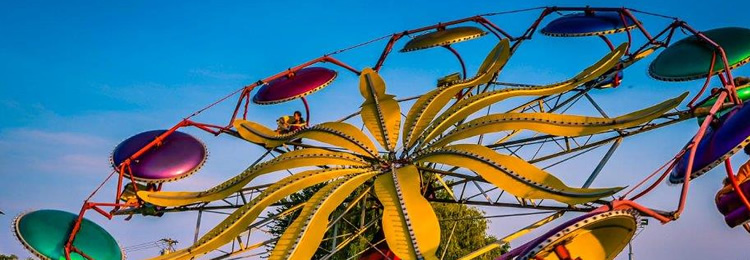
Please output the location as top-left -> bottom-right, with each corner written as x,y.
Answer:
2,1 -> 750,259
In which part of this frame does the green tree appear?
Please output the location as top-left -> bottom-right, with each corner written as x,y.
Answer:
432,202 -> 508,260
265,176 -> 508,260
266,183 -> 380,259
0,254 -> 33,260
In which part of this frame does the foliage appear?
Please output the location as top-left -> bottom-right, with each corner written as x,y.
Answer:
0,254 -> 33,260
429,174 -> 509,260
431,202 -> 508,260
266,183 -> 380,259
265,173 -> 508,260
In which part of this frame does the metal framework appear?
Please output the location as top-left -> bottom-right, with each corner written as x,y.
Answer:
61,6 -> 747,260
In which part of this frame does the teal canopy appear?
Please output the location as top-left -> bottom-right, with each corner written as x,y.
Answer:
14,209 -> 123,260
650,27 -> 750,81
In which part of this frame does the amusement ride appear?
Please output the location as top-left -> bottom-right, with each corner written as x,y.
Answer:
11,6 -> 750,260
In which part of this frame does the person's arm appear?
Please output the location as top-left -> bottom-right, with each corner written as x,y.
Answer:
738,160 -> 750,182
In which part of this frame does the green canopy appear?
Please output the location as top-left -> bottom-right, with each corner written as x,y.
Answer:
14,209 -> 123,260
649,27 -> 750,81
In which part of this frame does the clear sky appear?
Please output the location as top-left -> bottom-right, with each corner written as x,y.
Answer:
1,1 -> 750,259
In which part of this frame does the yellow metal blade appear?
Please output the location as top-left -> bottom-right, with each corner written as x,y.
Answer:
623,45 -> 657,68
269,171 -> 378,260
147,168 -> 373,260
374,173 -> 416,260
138,148 -> 369,207
235,119 -> 379,158
361,97 -> 401,151
415,144 -> 623,205
402,39 -> 511,149
233,119 -> 282,146
374,166 -> 441,260
420,43 -> 628,147
359,68 -> 401,151
430,92 -> 688,147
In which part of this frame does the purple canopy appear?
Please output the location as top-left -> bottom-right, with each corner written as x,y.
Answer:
716,180 -> 750,227
717,181 -> 750,215
111,130 -> 207,183
541,12 -> 636,37
498,213 -> 591,260
670,104 -> 750,184
499,210 -> 637,260
253,67 -> 337,105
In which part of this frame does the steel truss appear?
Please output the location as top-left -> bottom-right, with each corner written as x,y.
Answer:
68,5 -> 744,260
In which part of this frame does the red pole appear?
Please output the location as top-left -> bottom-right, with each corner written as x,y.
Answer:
675,91 -> 728,216
679,23 -> 739,103
618,11 -> 633,54
442,45 -> 467,80
628,155 -> 680,201
686,52 -> 717,108
476,17 -> 515,40
598,35 -> 615,51
622,9 -> 654,42
228,88 -> 252,127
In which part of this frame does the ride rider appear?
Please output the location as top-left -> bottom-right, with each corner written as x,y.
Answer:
276,111 -> 306,134
720,145 -> 750,189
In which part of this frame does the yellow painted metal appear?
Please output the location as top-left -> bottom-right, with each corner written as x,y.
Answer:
375,173 -> 415,259
491,45 -> 655,144
415,144 -> 623,205
521,210 -> 638,260
420,43 -> 628,147
400,26 -> 487,52
138,148 -> 369,207
374,166 -> 441,260
458,211 -> 565,260
269,171 -> 378,260
624,45 -> 657,68
493,130 -> 521,145
429,92 -> 688,147
433,173 -> 457,201
395,165 -> 441,259
234,119 -> 379,158
402,39 -> 511,149
234,119 -> 279,145
149,168 -> 374,260
119,182 -> 147,203
359,68 -> 401,151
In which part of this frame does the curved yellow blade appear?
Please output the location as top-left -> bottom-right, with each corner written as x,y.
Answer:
234,119 -> 379,158
269,171 -> 378,260
402,39 -> 511,149
147,168 -> 373,260
375,165 -> 441,260
414,144 -> 623,205
623,45 -> 657,68
429,92 -> 688,147
419,43 -> 628,147
359,68 -> 401,151
138,148 -> 369,207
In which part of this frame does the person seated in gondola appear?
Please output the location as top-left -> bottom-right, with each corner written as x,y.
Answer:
276,111 -> 306,134
716,145 -> 750,230
736,76 -> 750,87
719,145 -> 750,191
